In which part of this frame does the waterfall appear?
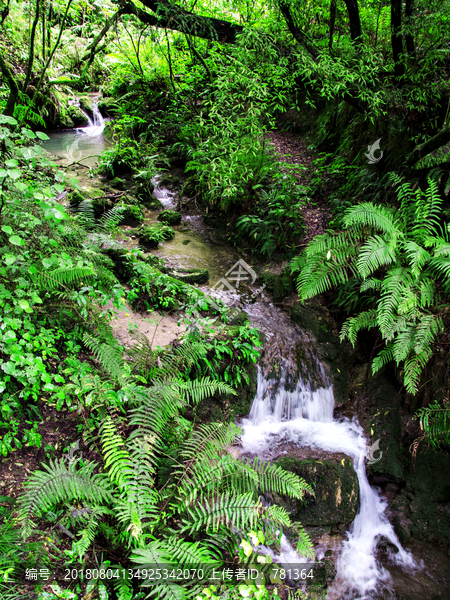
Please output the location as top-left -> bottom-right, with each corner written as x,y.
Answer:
240,363 -> 418,599
75,97 -> 105,135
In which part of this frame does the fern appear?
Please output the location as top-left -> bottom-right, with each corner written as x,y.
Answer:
340,310 -> 378,346
34,266 -> 95,290
17,459 -> 113,538
416,403 -> 450,448
292,179 -> 450,393
343,202 -> 400,236
83,332 -> 126,381
356,235 -> 397,279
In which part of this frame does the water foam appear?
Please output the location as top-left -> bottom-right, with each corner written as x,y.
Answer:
240,365 -> 417,599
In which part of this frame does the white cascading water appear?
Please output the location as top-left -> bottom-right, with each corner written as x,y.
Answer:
77,99 -> 105,135
240,364 -> 418,599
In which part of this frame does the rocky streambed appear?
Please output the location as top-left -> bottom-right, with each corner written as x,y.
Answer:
42,121 -> 450,600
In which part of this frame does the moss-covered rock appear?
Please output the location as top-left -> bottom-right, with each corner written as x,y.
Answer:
79,95 -> 94,116
132,182 -> 159,208
194,361 -> 258,423
139,224 -> 175,249
117,203 -> 144,226
158,210 -> 182,225
389,447 -> 450,544
262,267 -> 294,302
67,105 -> 88,127
275,454 -> 359,529
358,376 -> 405,481
98,97 -> 120,117
166,268 -> 209,284
109,177 -> 127,191
291,300 -> 349,407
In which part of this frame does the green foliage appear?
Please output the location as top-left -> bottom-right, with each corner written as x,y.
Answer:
18,363 -> 313,597
292,178 -> 450,394
158,210 -> 181,225
415,402 -> 450,449
138,223 -> 175,248
236,176 -> 308,257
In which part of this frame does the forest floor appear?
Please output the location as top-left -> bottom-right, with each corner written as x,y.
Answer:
266,130 -> 331,242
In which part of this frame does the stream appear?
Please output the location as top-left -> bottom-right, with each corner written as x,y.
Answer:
42,118 -> 446,600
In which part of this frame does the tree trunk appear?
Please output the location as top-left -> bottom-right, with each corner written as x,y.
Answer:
405,0 -> 415,59
24,0 -> 41,91
391,0 -> 404,77
0,55 -> 19,116
343,0 -> 362,47
329,0 -> 337,52
406,127 -> 450,167
278,1 -> 318,60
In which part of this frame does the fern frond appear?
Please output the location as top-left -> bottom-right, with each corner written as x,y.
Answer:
251,459 -> 314,499
403,351 -> 429,394
34,266 -> 95,290
179,377 -> 236,405
131,543 -> 188,600
404,241 -> 431,277
17,459 -> 113,538
416,403 -> 450,448
357,235 -> 397,279
343,203 -> 400,236
372,343 -> 394,374
414,314 -> 443,356
290,522 -> 315,560
360,278 -> 382,292
83,332 -> 126,381
100,417 -> 134,490
377,268 -> 411,337
180,492 -> 261,534
413,179 -> 443,241
340,309 -> 378,346
98,205 -> 125,232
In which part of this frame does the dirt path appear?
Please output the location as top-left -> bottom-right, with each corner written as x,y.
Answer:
266,130 -> 331,243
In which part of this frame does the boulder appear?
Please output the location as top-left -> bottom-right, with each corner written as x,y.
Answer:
139,224 -> 175,249
291,300 -> 349,407
275,452 -> 359,531
116,203 -> 144,226
158,210 -> 182,225
166,268 -> 209,284
67,105 -> 88,127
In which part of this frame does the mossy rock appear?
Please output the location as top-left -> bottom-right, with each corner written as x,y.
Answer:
100,247 -> 132,281
139,224 -> 175,248
132,182 -> 156,207
158,210 -> 181,225
193,361 -> 258,423
79,95 -> 94,115
262,267 -> 294,302
117,203 -> 144,226
97,97 -> 120,117
146,196 -> 164,210
67,105 -> 88,127
167,268 -> 209,284
58,109 -> 75,129
275,455 -> 359,528
109,177 -> 127,191
291,300 -> 349,407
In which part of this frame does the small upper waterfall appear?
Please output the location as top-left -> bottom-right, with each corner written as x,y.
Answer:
75,97 -> 105,135
239,308 -> 419,599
